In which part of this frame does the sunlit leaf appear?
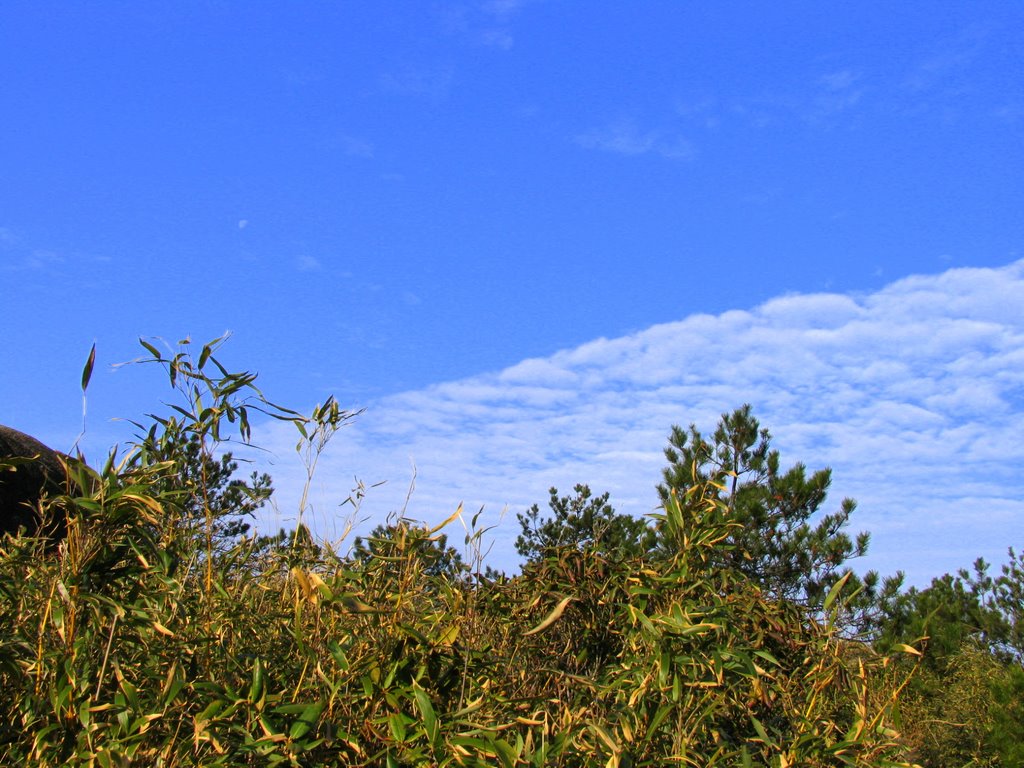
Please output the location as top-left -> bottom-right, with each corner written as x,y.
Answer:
524,595 -> 574,636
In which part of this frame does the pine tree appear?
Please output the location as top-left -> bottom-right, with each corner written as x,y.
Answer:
657,405 -> 872,608
352,521 -> 466,581
515,484 -> 656,563
133,431 -> 273,550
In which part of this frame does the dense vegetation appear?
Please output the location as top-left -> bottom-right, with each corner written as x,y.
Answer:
0,337 -> 1019,766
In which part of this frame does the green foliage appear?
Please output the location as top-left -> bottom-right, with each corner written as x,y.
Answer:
874,570 -> 1000,667
871,550 -> 1023,670
894,644 -> 1006,767
515,484 -> 656,564
658,405 -> 875,611
352,520 -> 467,581
137,431 -> 273,546
986,547 -> 1024,661
869,550 -> 1024,766
989,662 -> 1024,766
0,339 -> 920,765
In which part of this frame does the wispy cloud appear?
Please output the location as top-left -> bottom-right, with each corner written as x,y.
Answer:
483,0 -> 529,17
811,69 -> 864,119
575,120 -> 693,161
295,255 -> 321,272
379,66 -> 455,102
0,230 -> 111,275
337,134 -> 374,159
819,69 -> 859,92
256,260 -> 1024,587
1,248 -> 67,272
895,26 -> 991,122
901,27 -> 986,93
441,0 -> 532,50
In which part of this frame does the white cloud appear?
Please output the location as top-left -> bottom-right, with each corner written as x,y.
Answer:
1,249 -> 66,272
483,0 -> 527,17
902,35 -> 981,93
254,259 -> 1024,587
811,69 -> 865,117
575,121 -> 694,161
441,0 -> 530,50
295,255 -> 321,272
338,134 -> 374,159
819,69 -> 860,92
380,66 -> 455,102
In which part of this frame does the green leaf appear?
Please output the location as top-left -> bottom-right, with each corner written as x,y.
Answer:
161,663 -> 186,709
644,704 -> 674,743
753,649 -> 780,667
81,343 -> 96,392
751,715 -> 772,746
197,699 -> 226,723
249,657 -> 265,704
288,701 -> 324,740
412,684 -> 439,746
493,738 -> 519,768
388,712 -> 407,743
118,677 -> 140,710
823,571 -> 852,613
139,338 -> 162,359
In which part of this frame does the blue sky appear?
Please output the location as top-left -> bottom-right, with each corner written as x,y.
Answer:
2,2 -> 1022,584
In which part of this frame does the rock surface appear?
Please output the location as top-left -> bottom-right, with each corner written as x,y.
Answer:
0,425 -> 71,540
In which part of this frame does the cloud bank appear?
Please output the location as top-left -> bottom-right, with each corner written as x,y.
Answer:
259,260 -> 1024,586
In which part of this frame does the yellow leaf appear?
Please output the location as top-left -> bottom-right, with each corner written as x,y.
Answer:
427,503 -> 464,536
516,716 -> 545,726
153,621 -> 175,637
291,567 -> 311,599
891,643 -> 923,656
524,596 -> 574,636
438,624 -> 460,646
120,493 -> 164,514
308,572 -> 333,601
590,723 -> 618,752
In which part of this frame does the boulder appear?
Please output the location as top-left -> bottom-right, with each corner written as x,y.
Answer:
0,424 -> 71,541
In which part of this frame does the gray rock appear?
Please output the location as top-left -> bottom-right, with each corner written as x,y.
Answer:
0,424 -> 72,541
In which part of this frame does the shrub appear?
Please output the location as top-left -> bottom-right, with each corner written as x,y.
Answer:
0,339 -> 918,766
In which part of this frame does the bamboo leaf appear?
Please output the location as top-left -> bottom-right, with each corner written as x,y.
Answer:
81,343 -> 96,392
524,596 -> 574,636
289,701 -> 325,740
249,657 -> 265,704
308,572 -> 333,601
340,594 -> 378,613
413,684 -> 439,746
751,715 -> 770,744
590,723 -> 618,752
890,642 -> 923,656
139,338 -> 162,359
427,502 -> 464,536
823,571 -> 852,612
